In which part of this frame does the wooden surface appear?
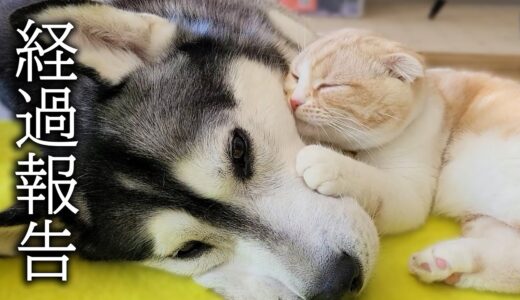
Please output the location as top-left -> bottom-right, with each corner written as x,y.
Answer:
422,52 -> 520,80
303,1 -> 520,55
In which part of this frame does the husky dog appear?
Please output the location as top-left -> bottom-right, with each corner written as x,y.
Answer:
0,1 -> 378,299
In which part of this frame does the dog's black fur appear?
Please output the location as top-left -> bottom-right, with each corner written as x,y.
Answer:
0,0 -> 291,260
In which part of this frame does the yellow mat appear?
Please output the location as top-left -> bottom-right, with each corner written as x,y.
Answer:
0,121 -> 515,300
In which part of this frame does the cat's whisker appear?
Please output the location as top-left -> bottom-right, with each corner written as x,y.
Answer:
327,119 -> 380,161
322,107 -> 373,131
378,111 -> 402,121
317,122 -> 334,143
327,120 -> 365,143
329,113 -> 387,155
327,121 -> 372,153
327,116 -> 368,137
325,116 -> 380,150
328,119 -> 373,145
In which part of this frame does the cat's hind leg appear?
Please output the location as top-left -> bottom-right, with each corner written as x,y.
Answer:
434,131 -> 520,229
409,216 -> 520,293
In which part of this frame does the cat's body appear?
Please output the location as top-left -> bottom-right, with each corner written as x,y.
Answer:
286,29 -> 520,293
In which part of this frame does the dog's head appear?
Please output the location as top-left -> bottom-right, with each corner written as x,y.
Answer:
0,1 -> 379,299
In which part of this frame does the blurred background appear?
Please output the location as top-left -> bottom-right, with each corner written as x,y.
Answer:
280,0 -> 520,76
1,0 -> 519,119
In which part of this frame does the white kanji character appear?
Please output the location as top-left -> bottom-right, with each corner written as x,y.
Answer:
16,88 -> 78,148
19,220 -> 75,282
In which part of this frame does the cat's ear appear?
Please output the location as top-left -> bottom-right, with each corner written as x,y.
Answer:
10,1 -> 177,85
383,53 -> 424,83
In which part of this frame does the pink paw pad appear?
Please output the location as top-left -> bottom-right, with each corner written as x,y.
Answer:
444,273 -> 462,285
435,257 -> 448,270
419,262 -> 431,272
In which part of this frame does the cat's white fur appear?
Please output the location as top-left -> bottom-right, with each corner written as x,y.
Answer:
296,84 -> 446,234
295,71 -> 520,294
289,30 -> 520,293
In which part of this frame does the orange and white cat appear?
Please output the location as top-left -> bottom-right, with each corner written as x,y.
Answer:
286,29 -> 520,293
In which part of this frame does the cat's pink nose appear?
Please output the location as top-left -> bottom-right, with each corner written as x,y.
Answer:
290,98 -> 302,111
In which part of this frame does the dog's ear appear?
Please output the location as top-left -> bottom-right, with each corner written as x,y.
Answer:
0,224 -> 26,256
10,0 -> 177,85
0,196 -> 90,256
0,202 -> 35,256
0,201 -> 41,227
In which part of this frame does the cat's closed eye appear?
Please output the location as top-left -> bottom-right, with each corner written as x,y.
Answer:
316,83 -> 352,92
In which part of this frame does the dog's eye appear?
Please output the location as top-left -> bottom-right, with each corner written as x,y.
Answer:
232,132 -> 246,160
172,241 -> 212,259
291,72 -> 299,80
229,128 -> 253,180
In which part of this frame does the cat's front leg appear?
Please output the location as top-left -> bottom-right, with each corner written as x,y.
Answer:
296,144 -> 433,234
296,145 -> 346,196
296,145 -> 380,213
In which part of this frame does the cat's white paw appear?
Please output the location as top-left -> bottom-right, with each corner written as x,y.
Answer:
409,243 -> 474,285
296,145 -> 345,197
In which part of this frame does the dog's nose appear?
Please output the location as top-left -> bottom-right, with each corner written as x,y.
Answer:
310,253 -> 363,300
290,98 -> 303,111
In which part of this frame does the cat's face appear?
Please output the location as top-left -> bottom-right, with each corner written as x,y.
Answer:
286,30 -> 425,151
